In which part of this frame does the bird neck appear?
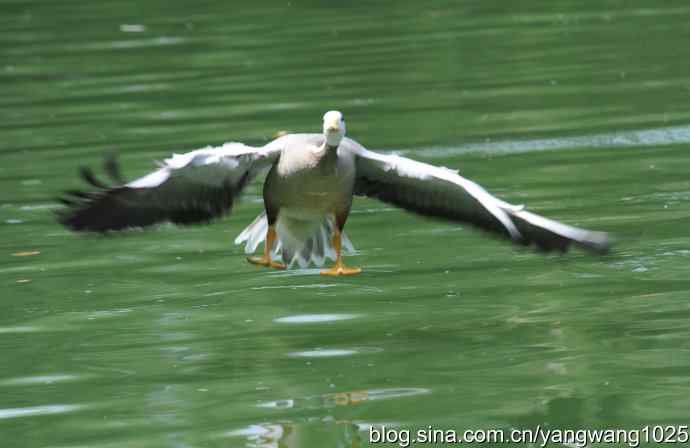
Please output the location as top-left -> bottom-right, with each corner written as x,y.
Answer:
315,141 -> 339,156
314,143 -> 339,172
323,144 -> 340,164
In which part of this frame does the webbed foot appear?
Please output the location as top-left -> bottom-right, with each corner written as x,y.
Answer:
247,256 -> 286,270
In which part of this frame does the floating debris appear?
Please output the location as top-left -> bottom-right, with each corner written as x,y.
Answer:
120,24 -> 146,33
12,251 -> 40,257
20,179 -> 42,186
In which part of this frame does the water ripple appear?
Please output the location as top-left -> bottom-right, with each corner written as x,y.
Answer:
288,346 -> 382,358
399,124 -> 690,158
0,404 -> 84,420
0,326 -> 40,334
0,374 -> 84,386
274,314 -> 360,324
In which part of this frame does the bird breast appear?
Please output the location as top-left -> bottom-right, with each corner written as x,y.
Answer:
269,146 -> 355,214
276,144 -> 326,177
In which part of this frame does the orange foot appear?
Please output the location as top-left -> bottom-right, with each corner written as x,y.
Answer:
247,256 -> 286,270
320,264 -> 362,276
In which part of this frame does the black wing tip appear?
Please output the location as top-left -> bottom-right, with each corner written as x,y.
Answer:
55,184 -> 162,233
79,166 -> 110,189
103,149 -> 126,184
54,195 -> 110,233
57,151 -> 240,233
57,153 -> 126,233
526,231 -> 612,256
578,231 -> 613,255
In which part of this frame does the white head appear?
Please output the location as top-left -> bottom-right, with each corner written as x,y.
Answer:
322,110 -> 346,147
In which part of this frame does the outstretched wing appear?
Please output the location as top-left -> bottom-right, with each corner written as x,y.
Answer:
56,139 -> 283,232
346,139 -> 609,254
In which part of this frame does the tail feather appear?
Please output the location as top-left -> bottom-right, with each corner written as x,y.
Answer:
234,212 -> 269,254
341,230 -> 356,253
312,227 -> 326,266
235,212 -> 356,268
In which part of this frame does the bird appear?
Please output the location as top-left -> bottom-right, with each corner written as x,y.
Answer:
56,110 -> 610,275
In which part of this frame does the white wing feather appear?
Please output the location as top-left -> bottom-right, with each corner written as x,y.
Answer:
346,139 -> 609,253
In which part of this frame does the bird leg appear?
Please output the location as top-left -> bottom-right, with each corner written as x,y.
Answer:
320,228 -> 362,276
247,226 -> 286,270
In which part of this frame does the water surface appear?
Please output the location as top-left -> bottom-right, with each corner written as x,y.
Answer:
2,1 -> 690,447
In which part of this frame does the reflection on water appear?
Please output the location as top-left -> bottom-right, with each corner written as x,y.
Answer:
232,389 -> 431,447
226,421 -> 363,448
2,0 -> 690,447
258,388 -> 430,410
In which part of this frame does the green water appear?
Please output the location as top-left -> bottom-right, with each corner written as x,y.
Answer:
2,1 -> 690,447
